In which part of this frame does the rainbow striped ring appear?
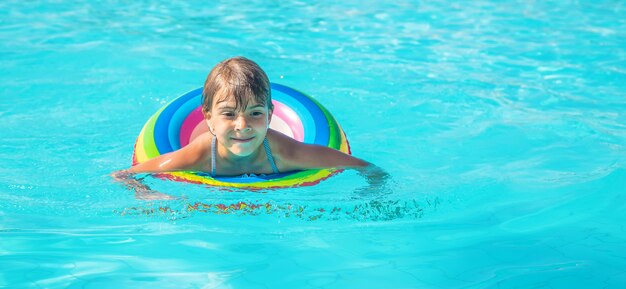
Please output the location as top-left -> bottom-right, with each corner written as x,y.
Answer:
132,83 -> 351,189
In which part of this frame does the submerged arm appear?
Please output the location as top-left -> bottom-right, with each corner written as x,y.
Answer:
111,169 -> 155,200
352,163 -> 391,196
111,169 -> 176,200
354,163 -> 389,184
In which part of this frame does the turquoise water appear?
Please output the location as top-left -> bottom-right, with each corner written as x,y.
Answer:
1,0 -> 626,288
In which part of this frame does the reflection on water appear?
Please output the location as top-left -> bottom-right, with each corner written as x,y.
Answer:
116,197 -> 438,222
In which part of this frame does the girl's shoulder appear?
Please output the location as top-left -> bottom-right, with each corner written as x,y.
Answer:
266,129 -> 368,170
266,129 -> 306,170
180,132 -> 213,171
186,132 -> 213,153
266,129 -> 304,154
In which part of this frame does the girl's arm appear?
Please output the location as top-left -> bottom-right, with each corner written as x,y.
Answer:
300,144 -> 390,192
111,133 -> 211,200
287,142 -> 370,168
276,135 -> 390,190
297,144 -> 389,184
128,133 -> 211,174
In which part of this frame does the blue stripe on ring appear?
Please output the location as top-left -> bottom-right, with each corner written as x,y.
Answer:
154,88 -> 203,154
168,90 -> 203,150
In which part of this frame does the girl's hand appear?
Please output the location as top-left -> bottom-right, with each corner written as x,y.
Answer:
353,165 -> 392,197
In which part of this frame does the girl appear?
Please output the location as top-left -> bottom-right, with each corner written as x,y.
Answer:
113,57 -> 386,198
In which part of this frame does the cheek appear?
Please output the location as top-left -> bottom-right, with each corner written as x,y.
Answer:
255,118 -> 268,127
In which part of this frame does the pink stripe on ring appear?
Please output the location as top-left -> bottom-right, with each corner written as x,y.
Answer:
179,107 -> 205,147
272,100 -> 304,142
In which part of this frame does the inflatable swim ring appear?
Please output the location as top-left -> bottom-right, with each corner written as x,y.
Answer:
132,83 -> 350,189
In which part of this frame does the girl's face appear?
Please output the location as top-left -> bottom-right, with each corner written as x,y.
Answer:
205,95 -> 272,158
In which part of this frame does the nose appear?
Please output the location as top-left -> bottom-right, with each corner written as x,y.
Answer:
234,115 -> 251,132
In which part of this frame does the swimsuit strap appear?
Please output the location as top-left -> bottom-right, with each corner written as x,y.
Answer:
263,137 -> 280,174
211,135 -> 217,177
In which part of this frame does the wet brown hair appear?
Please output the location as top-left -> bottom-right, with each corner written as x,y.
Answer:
201,56 -> 272,115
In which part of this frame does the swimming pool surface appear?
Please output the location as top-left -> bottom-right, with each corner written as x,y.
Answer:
1,1 -> 625,288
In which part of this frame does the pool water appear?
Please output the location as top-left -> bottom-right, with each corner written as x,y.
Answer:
1,0 -> 625,288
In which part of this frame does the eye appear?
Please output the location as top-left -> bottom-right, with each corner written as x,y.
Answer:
251,111 -> 264,117
222,112 -> 235,118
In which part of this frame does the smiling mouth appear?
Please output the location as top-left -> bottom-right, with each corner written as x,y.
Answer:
231,136 -> 255,143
